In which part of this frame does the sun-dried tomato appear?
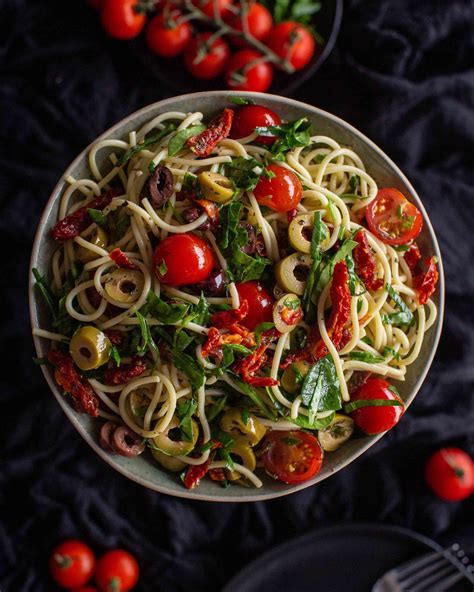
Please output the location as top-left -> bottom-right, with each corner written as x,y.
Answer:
186,108 -> 234,157
211,299 -> 249,329
48,349 -> 99,417
104,356 -> 147,385
201,327 -> 222,358
50,190 -> 114,241
404,242 -> 421,271
109,248 -> 138,270
183,460 -> 211,489
194,198 -> 219,228
208,468 -> 226,482
353,230 -> 383,291
104,329 -> 125,347
287,208 -> 298,223
413,256 -> 439,305
233,332 -> 279,388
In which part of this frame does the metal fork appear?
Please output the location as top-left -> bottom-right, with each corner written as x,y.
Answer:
372,543 -> 474,592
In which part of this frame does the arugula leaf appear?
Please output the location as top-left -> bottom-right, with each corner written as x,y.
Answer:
143,291 -> 190,324
344,399 -> 404,413
302,211 -> 324,320
219,201 -> 242,249
207,395 -> 228,423
300,355 -> 342,422
53,262 -> 83,336
168,125 -> 207,157
109,346 -> 122,367
177,399 -> 198,441
230,375 -> 278,421
382,284 -> 414,326
135,310 -> 159,358
230,96 -> 254,105
32,268 -> 57,321
231,247 -> 270,282
183,294 -> 210,326
87,208 -> 108,229
349,351 -> 385,363
290,411 -> 335,430
173,350 -> 205,389
116,124 -> 176,167
256,117 -> 312,158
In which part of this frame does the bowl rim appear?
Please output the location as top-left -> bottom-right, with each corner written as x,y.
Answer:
29,90 -> 445,502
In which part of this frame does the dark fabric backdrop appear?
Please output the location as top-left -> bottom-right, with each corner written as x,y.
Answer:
1,0 -> 473,590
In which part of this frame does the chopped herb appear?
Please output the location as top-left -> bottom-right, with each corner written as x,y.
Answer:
349,175 -> 360,192
53,262 -> 83,335
344,398 -> 404,413
382,346 -> 401,361
349,351 -> 385,363
109,346 -> 122,366
87,208 -> 108,229
302,211 -> 325,321
32,268 -> 57,321
300,355 -> 342,422
254,322 -> 276,343
106,204 -> 130,245
230,375 -> 278,420
256,117 -> 312,159
177,399 -> 198,442
396,205 -> 403,219
382,284 -> 414,327
314,153 -> 326,164
158,260 -> 168,276
361,335 -> 373,346
142,291 -> 190,324
32,356 -> 47,365
393,244 -> 410,252
135,310 -> 159,358
313,238 -> 358,296
346,254 -> 365,296
173,349 -> 205,389
207,395 -> 228,423
230,96 -> 254,105
116,124 -> 176,167
168,125 -> 207,156
225,156 -> 271,191
241,408 -> 250,425
402,215 -> 415,229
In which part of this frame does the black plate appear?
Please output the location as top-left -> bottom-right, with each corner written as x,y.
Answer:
222,523 -> 473,592
132,0 -> 343,96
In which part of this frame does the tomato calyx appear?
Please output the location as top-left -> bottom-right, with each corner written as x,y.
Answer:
53,553 -> 73,569
441,449 -> 466,480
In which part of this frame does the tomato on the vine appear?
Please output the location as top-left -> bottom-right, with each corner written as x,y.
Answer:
191,0 -> 233,18
261,430 -> 324,484
366,188 -> 423,246
253,163 -> 302,212
146,11 -> 192,57
235,281 -> 274,330
49,540 -> 96,589
425,448 -> 474,501
230,104 -> 281,145
226,49 -> 273,92
184,32 -> 230,79
349,378 -> 405,435
228,2 -> 273,46
100,0 -> 146,40
265,21 -> 315,70
95,549 -> 139,592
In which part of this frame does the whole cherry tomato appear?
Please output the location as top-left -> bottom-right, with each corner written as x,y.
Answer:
265,21 -> 315,70
253,163 -> 302,212
425,448 -> 474,501
349,378 -> 405,435
366,187 -> 423,246
225,49 -> 273,92
261,430 -> 324,484
153,233 -> 215,286
184,33 -> 230,80
95,549 -> 139,592
230,104 -> 281,145
145,11 -> 192,57
235,281 -> 274,330
228,2 -> 273,46
192,0 -> 233,18
100,0 -> 146,40
49,540 -> 96,589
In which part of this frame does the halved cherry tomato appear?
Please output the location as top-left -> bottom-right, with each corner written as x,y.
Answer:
425,447 -> 474,501
235,281 -> 274,330
95,549 -> 139,592
225,49 -> 273,92
349,378 -> 405,435
265,21 -> 315,70
153,233 -> 215,286
366,188 -> 423,245
100,0 -> 146,40
49,540 -> 96,589
145,11 -> 192,57
261,430 -> 324,484
184,33 -> 230,80
228,2 -> 273,46
192,0 -> 233,18
230,104 -> 281,145
253,163 -> 302,212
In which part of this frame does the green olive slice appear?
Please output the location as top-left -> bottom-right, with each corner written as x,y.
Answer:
225,441 -> 257,481
77,227 -> 108,262
104,269 -> 144,303
130,389 -> 150,420
219,408 -> 267,446
273,293 -> 303,334
288,214 -> 313,253
318,413 -> 355,452
198,172 -> 234,203
281,361 -> 311,394
70,326 -> 112,371
151,448 -> 187,472
275,253 -> 311,295
152,416 -> 198,456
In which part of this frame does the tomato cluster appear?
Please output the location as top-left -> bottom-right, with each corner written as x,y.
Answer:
90,0 -> 316,92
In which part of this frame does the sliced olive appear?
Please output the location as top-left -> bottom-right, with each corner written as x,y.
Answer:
273,293 -> 303,334
198,172 -> 234,203
275,253 -> 311,295
151,448 -> 187,472
220,408 -> 267,446
148,165 -> 174,207
225,441 -> 257,481
130,389 -> 150,420
70,326 -> 111,371
104,269 -> 144,303
318,413 -> 355,452
112,425 -> 145,457
77,227 -> 108,262
288,214 -> 313,253
151,416 -> 198,456
281,361 -> 311,394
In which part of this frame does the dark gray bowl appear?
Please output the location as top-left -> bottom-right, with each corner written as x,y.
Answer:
29,91 -> 444,502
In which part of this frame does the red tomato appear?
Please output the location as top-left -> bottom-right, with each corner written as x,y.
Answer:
425,448 -> 474,501
184,33 -> 230,79
225,49 -> 273,92
349,378 -> 405,435
192,0 -> 233,18
145,12 -> 192,57
235,281 -> 274,330
153,233 -> 215,286
49,540 -> 96,589
261,430 -> 323,484
95,550 -> 139,592
265,21 -> 315,70
100,0 -> 146,40
228,3 -> 273,46
366,188 -> 423,246
253,163 -> 302,212
230,104 -> 281,145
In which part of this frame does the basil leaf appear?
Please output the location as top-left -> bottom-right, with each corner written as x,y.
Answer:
349,351 -> 385,363
219,201 -> 242,249
344,398 -> 404,414
231,248 -> 270,282
177,399 -> 198,441
382,284 -> 414,326
168,125 -> 207,156
87,208 -> 108,229
282,436 -> 301,446
225,156 -> 268,191
290,411 -> 335,430
32,268 -> 57,321
183,294 -> 210,326
143,291 -> 190,324
300,355 -> 342,421
241,408 -> 250,425
346,254 -> 366,296
116,124 -> 176,167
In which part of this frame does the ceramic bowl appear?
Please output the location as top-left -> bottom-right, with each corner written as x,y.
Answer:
29,91 -> 444,501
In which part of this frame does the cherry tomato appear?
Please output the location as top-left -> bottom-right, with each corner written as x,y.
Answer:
100,0 -> 146,40
153,233 -> 215,286
192,0 -> 233,18
230,104 -> 281,145
261,430 -> 324,484
425,448 -> 474,501
49,540 -> 96,589
265,21 -> 315,70
253,163 -> 302,212
349,378 -> 405,435
225,49 -> 273,92
145,11 -> 192,57
366,188 -> 423,246
228,3 -> 273,46
184,33 -> 230,80
95,549 -> 139,592
235,281 -> 274,330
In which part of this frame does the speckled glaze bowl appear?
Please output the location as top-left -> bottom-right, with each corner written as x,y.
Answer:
29,91 -> 444,502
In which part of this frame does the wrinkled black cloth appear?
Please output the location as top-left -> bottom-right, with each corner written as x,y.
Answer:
1,0 -> 473,590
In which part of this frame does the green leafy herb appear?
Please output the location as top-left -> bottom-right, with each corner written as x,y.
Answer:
291,411 -> 335,430
116,124 -> 176,167
346,254 -> 365,296
349,175 -> 360,192
382,284 -> 414,326
177,399 -> 198,441
135,310 -> 159,358
300,355 -> 342,422
311,238 -> 358,303
172,350 -> 205,389
143,291 -> 190,324
184,294 -> 210,326
53,262 -> 83,335
225,156 -> 270,192
220,201 -> 242,249
256,117 -> 312,159
231,375 -> 278,420
109,346 -> 122,367
207,395 -> 228,423
344,398 -> 404,414
302,211 -> 325,320
349,351 -> 385,363
261,0 -> 321,25
241,408 -> 250,425
254,322 -> 276,343
230,96 -> 254,105
87,208 -> 108,229
106,204 -> 131,245
392,244 -> 410,252
32,268 -> 57,321
382,346 -> 401,361
361,335 -> 373,346
32,356 -> 47,365
168,125 -> 207,156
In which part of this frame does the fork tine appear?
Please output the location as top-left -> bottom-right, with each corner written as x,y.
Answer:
433,570 -> 466,591
402,562 -> 456,591
395,552 -> 440,580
